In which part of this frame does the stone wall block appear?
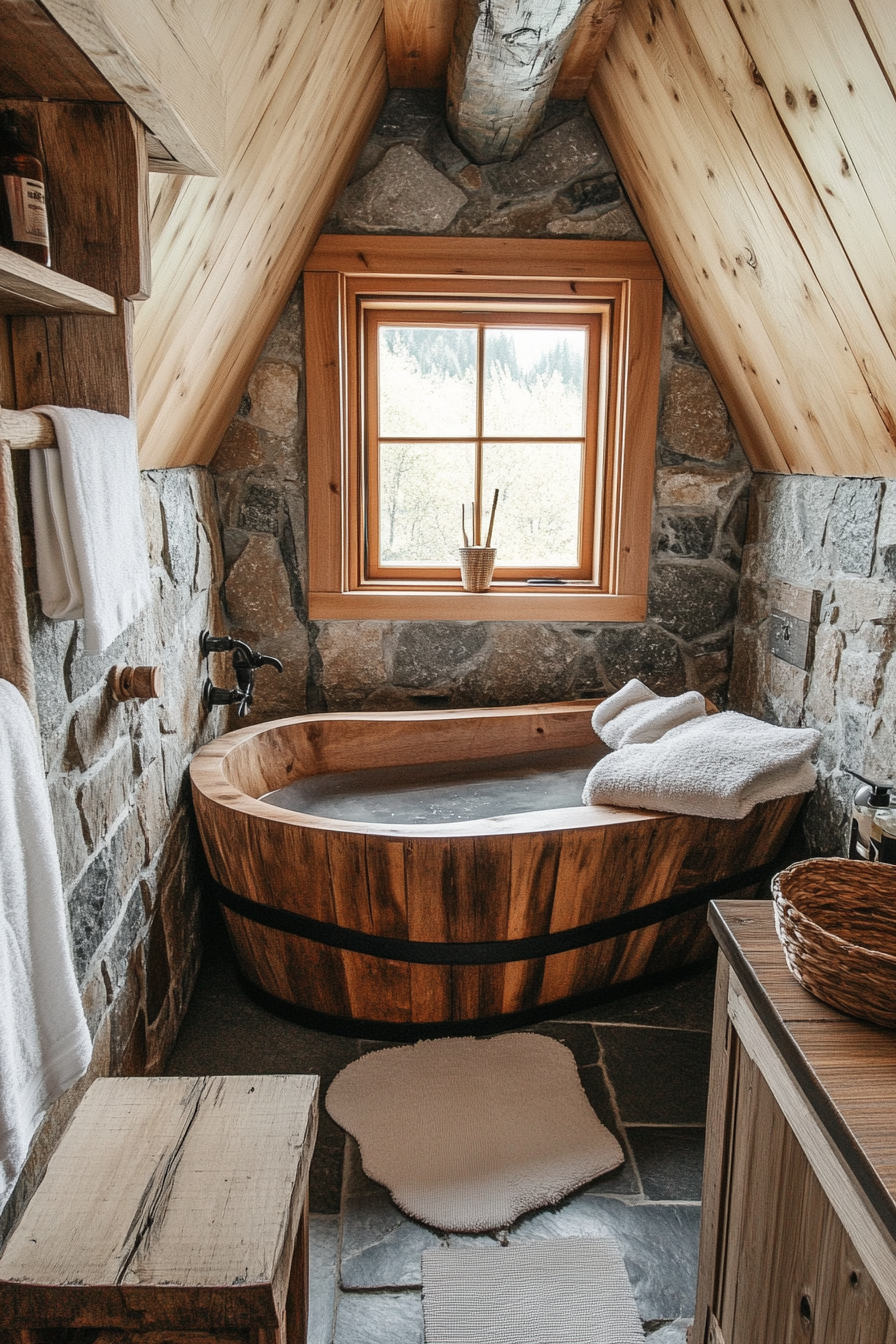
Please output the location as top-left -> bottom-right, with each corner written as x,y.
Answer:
225,533 -> 299,635
649,563 -> 738,642
144,909 -> 172,1026
30,616 -> 74,762
659,363 -> 732,462
463,624 -> 580,706
374,88 -> 442,143
140,476 -> 166,567
827,478 -> 884,577
838,648 -> 886,708
596,624 -> 687,696
546,205 -> 644,240
829,575 -> 896,631
136,757 -> 169,864
655,463 -> 750,511
317,622 -> 388,709
245,361 -> 299,437
728,625 -> 767,718
211,418 -> 265,473
330,145 -> 466,234
655,512 -> 715,559
156,471 -> 200,590
48,775 -> 89,889
483,118 -> 611,197
75,737 -> 134,851
390,622 -> 489,688
804,625 -> 844,723
64,686 -> 126,770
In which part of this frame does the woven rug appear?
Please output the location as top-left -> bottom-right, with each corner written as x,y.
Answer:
421,1238 -> 645,1343
325,1033 -> 623,1232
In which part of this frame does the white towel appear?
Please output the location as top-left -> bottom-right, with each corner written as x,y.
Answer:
30,407 -> 151,654
591,678 -> 707,748
583,711 -> 821,820
0,680 -> 92,1209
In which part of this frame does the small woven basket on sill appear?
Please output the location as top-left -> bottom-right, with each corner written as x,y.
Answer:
459,546 -> 496,592
772,857 -> 896,1028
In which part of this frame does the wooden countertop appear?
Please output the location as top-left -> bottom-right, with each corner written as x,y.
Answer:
710,900 -> 896,1253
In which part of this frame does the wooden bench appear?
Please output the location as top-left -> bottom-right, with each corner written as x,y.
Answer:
0,1075 -> 318,1344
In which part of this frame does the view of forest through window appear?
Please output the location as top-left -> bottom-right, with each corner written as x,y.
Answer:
375,323 -> 589,569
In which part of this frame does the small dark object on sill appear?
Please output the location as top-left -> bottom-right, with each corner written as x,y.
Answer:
527,577 -> 565,584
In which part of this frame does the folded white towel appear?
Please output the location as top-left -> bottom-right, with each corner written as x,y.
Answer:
591,678 -> 707,748
0,679 -> 92,1209
582,711 -> 821,820
30,407 -> 151,654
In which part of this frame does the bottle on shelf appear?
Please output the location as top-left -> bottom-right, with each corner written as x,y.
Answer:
0,108 -> 51,267
845,767 -> 895,862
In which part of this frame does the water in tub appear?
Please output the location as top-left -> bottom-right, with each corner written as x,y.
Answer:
261,743 -> 610,825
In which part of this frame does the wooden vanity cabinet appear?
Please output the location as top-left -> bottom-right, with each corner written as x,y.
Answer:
693,901 -> 896,1344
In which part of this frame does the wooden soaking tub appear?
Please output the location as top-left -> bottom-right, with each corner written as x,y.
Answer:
190,701 -> 804,1035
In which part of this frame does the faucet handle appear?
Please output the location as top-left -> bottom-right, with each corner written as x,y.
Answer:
255,652 -> 284,673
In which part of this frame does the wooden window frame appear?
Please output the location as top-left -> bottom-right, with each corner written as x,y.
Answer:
304,236 -> 663,622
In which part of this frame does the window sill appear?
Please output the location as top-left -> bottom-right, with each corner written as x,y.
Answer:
308,590 -> 648,621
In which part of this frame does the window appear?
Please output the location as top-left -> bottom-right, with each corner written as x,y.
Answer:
304,237 -> 662,621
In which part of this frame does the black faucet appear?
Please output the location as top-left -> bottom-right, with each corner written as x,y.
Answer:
200,630 -> 283,718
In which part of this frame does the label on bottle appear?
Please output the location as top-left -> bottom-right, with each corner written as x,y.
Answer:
869,833 -> 896,864
3,174 -> 49,245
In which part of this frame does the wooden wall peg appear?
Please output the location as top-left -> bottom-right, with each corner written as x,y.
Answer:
109,664 -> 163,701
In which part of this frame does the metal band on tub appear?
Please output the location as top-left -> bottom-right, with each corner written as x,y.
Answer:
210,861 -> 778,966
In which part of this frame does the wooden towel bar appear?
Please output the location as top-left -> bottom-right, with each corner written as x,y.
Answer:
0,407 -> 57,449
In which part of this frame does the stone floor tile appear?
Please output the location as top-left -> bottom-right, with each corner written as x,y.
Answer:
332,1289 -> 424,1344
558,965 -> 717,1032
511,1195 -> 701,1322
309,1215 -> 339,1344
523,1019 -> 601,1066
645,1318 -> 694,1342
595,1026 -> 712,1125
627,1127 -> 706,1201
339,1140 -> 442,1289
576,1063 -> 640,1195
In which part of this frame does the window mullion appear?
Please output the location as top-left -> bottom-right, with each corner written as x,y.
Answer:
475,324 -> 485,545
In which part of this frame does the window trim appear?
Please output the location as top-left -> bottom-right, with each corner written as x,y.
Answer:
304,236 -> 663,622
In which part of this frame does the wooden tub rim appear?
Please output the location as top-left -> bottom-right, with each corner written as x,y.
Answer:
189,699 -> 671,840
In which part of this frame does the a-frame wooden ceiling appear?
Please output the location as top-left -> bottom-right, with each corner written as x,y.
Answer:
134,0 -> 896,479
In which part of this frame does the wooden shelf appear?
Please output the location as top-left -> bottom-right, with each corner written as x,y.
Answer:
0,246 -> 116,316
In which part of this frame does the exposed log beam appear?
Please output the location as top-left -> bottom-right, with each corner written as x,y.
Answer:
447,0 -> 593,163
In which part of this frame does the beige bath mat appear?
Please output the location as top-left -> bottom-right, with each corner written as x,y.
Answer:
421,1238 -> 645,1343
325,1033 -> 623,1232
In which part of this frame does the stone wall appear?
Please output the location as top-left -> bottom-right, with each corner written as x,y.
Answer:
0,464 -> 223,1242
213,92 -> 751,719
731,474 -> 896,854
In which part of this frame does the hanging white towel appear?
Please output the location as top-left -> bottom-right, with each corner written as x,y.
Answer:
0,680 -> 92,1209
30,407 -> 151,654
591,678 -> 707,749
583,711 -> 821,820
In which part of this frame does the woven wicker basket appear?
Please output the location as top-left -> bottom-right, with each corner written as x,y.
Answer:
459,546 -> 496,592
772,857 -> 896,1028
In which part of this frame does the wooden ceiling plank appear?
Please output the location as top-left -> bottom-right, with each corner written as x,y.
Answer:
38,0 -> 224,176
385,0 -> 458,88
138,1 -> 384,385
685,0 -> 896,457
850,0 -> 896,93
589,0 -> 896,477
729,0 -> 896,365
594,25 -> 839,476
554,0 -> 626,99
135,4 -> 387,468
588,77 -> 790,473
